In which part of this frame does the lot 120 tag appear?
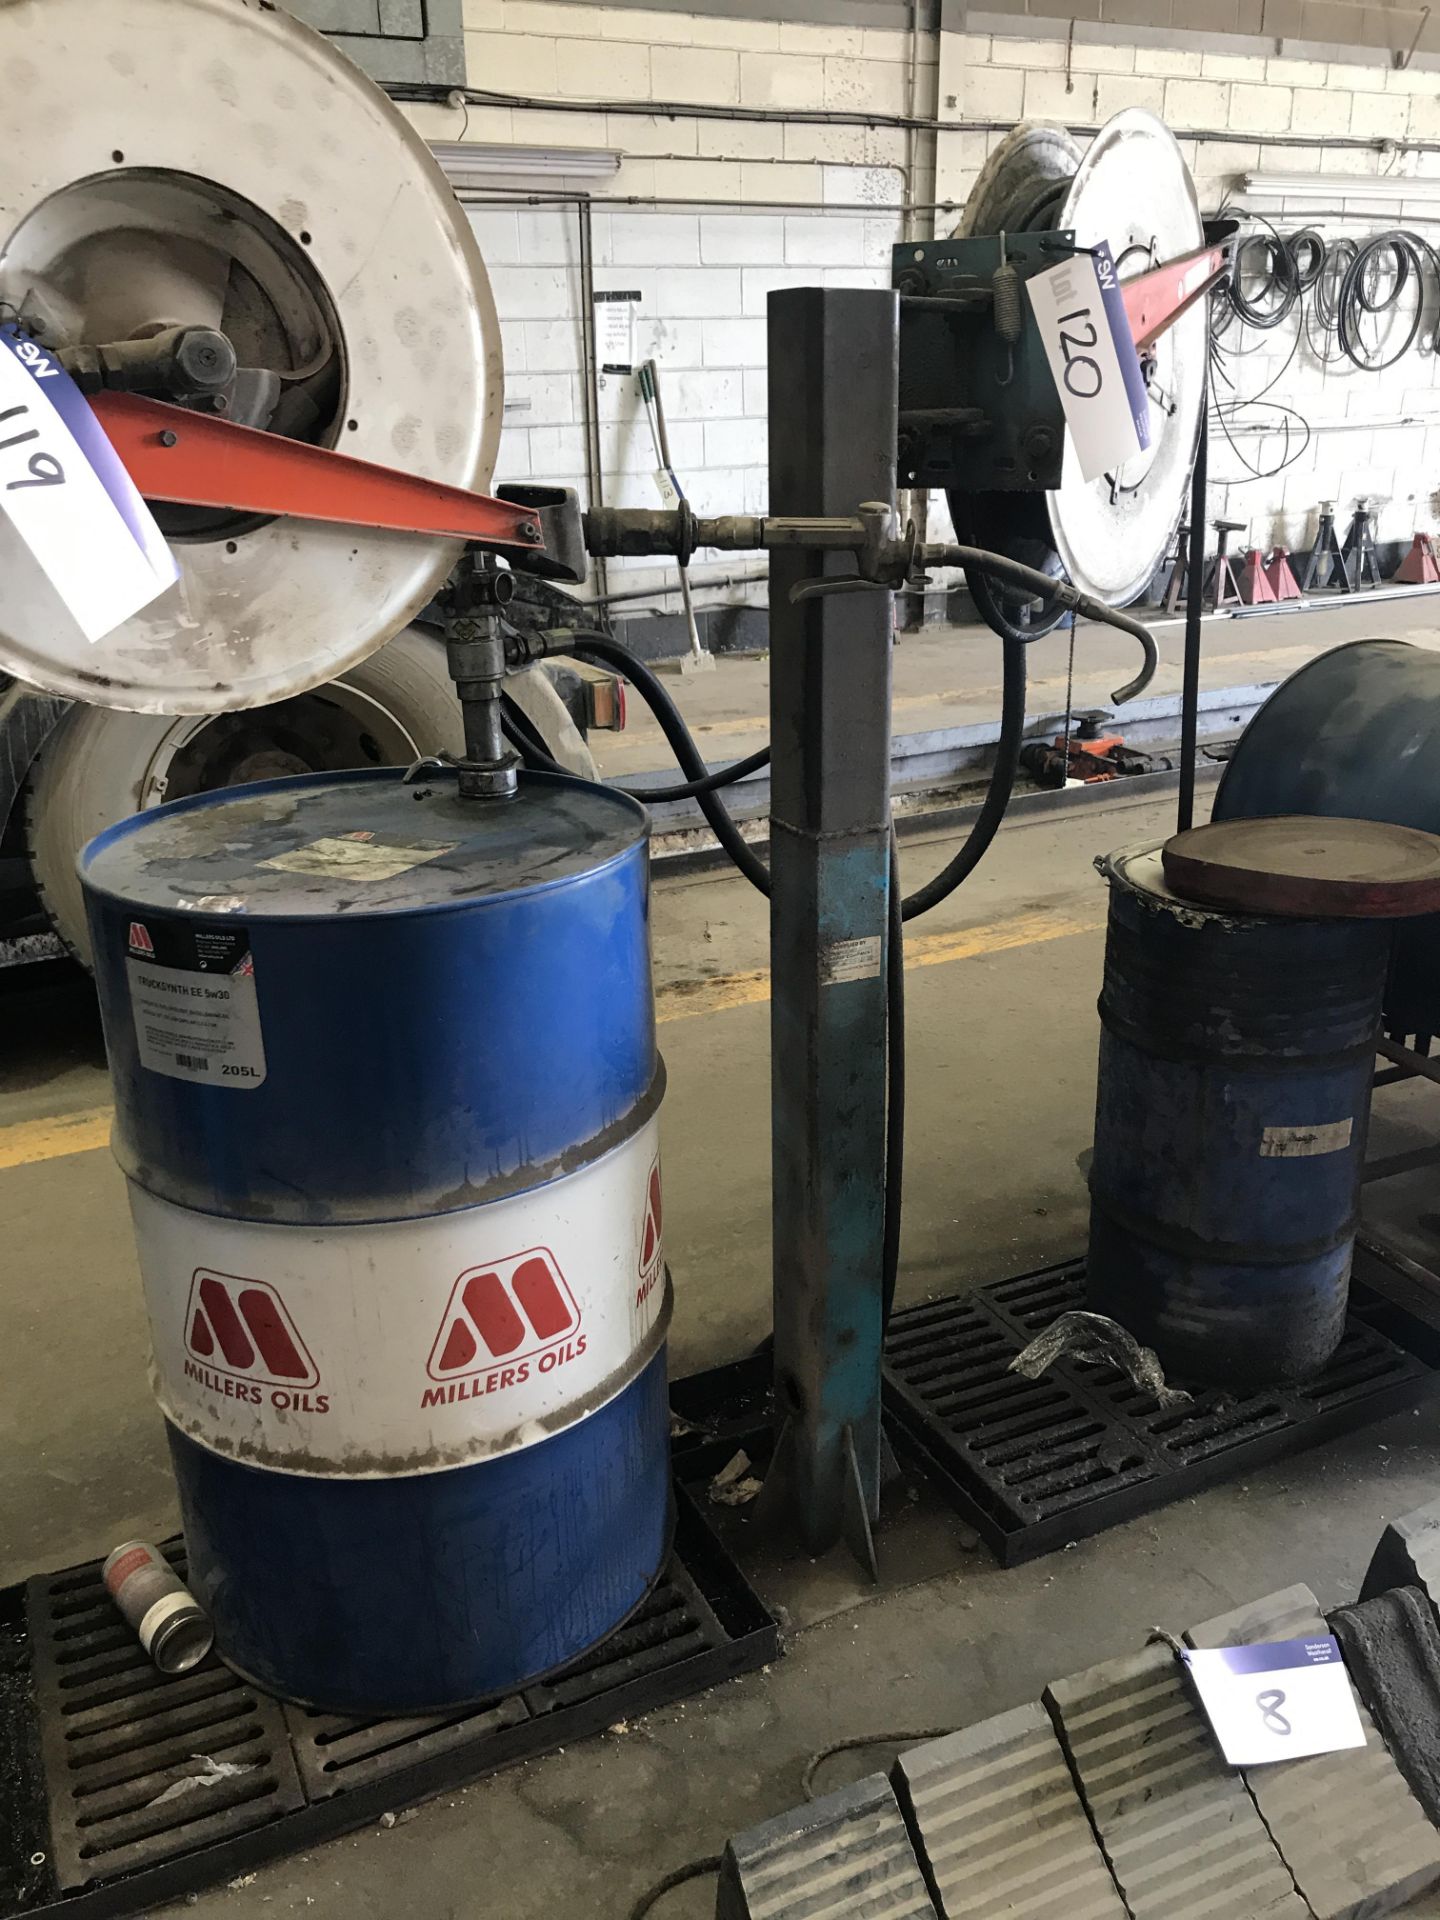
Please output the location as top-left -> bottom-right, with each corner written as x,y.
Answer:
0,327 -> 178,643
1182,1636 -> 1367,1767
1026,243 -> 1153,483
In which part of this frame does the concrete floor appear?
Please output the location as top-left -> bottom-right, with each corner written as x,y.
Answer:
7,614 -> 1440,1915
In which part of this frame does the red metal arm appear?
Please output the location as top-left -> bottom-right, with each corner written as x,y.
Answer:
90,393 -> 543,550
1122,234 -> 1234,352
96,238 -> 1231,552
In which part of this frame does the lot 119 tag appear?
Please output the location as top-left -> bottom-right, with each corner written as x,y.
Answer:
1026,242 -> 1153,483
1182,1636 -> 1367,1767
0,326 -> 178,643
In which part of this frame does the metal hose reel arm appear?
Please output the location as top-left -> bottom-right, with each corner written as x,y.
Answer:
582,504 -> 1160,707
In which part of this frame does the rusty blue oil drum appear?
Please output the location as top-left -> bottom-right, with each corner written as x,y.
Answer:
1214,637 -> 1440,1037
1086,842 -> 1391,1386
79,767 -> 670,1714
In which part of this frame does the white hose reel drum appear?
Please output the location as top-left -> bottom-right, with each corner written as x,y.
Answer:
0,0 -> 503,713
953,110 -> 1207,637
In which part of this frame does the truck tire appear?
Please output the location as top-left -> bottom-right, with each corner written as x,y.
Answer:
23,629 -> 594,966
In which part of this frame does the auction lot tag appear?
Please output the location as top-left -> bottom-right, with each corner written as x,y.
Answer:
1027,242 -> 1151,482
0,326 -> 178,641
1182,1636 -> 1367,1766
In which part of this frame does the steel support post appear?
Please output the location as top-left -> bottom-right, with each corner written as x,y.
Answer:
764,288 -> 898,1571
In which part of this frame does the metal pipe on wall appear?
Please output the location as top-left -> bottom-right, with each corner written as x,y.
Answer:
575,198 -> 610,603
404,84 -> 1440,158
397,81 -> 1440,152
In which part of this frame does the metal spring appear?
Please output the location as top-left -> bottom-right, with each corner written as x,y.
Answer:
992,261 -> 1023,343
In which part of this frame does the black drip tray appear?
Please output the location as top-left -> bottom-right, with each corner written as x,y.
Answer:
1,1489 -> 777,1920
283,1549 -> 744,1802
883,1260 -> 1440,1565
27,1545 -> 304,1892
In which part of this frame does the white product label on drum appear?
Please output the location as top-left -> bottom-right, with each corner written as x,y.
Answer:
128,1114 -> 666,1477
1260,1119 -> 1353,1158
124,918 -> 266,1089
258,834 -> 457,882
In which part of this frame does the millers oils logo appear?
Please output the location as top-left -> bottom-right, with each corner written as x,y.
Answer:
182,1270 -> 329,1414
422,1248 -> 584,1407
127,921 -> 154,956
635,1158 -> 663,1311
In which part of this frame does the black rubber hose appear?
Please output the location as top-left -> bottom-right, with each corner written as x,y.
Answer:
501,715 -> 558,772
503,691 -> 768,801
539,628 -> 771,894
627,745 -> 771,805
929,544 -> 1158,705
1337,232 -> 1428,371
881,826 -> 905,1330
1227,230 -> 1300,329
501,696 -> 563,771
1289,227 -> 1326,291
899,635 -> 1027,923
627,1856 -> 722,1920
541,623 -> 1029,921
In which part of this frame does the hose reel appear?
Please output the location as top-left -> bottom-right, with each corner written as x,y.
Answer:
902,110 -> 1209,641
0,0 -> 502,714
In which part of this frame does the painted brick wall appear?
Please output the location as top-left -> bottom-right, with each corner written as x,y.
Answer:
969,0 -> 1425,63
452,0 -> 925,181
465,189 -> 903,589
410,0 -> 930,596
398,0 -> 1440,598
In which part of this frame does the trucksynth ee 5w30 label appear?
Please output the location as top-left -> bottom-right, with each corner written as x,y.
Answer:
128,1115 -> 666,1475
124,916 -> 267,1089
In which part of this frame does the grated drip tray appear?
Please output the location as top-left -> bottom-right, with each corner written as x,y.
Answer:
26,1544 -> 303,1892
2,1491 -> 777,1920
883,1259 -> 1440,1564
283,1554 -> 734,1802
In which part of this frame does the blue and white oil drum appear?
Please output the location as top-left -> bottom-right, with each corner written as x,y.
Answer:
80,768 -> 670,1715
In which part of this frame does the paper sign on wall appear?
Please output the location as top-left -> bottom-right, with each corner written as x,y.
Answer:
593,290 -> 640,374
1026,242 -> 1152,482
0,326 -> 178,642
1182,1637 -> 1367,1767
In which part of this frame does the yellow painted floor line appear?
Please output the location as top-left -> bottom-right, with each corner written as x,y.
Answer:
0,903 -> 1103,1171
0,1105 -> 112,1171
656,900 -> 1103,1023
